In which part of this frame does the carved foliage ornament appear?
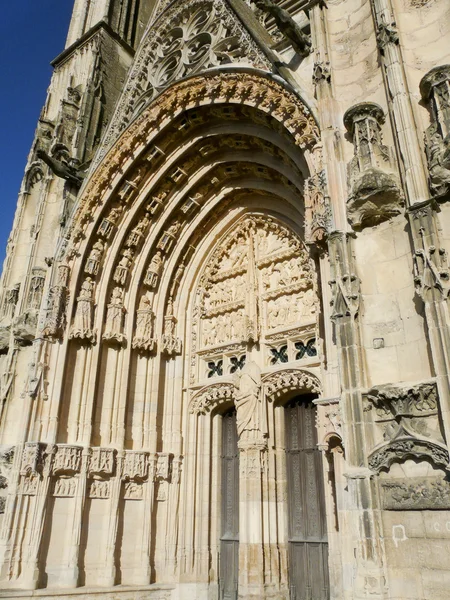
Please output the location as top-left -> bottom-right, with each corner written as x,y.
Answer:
263,369 -> 322,400
190,382 -> 236,414
67,70 -> 318,260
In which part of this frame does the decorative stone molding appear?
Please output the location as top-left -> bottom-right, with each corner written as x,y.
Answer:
369,439 -> 449,472
381,476 -> 450,510
190,382 -> 236,414
420,65 -> 450,197
366,381 -> 448,472
263,369 -> 322,400
344,102 -> 403,228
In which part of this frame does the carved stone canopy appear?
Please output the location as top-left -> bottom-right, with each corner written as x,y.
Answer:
344,102 -> 403,229
420,64 -> 450,103
343,102 -> 385,133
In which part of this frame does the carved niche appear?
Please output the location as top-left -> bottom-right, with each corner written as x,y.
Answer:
365,381 -> 449,472
344,102 -> 403,229
420,65 -> 450,197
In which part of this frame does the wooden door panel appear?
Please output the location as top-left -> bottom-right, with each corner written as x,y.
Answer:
220,410 -> 239,600
286,398 -> 329,600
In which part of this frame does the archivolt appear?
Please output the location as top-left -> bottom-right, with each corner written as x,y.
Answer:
65,68 -> 319,261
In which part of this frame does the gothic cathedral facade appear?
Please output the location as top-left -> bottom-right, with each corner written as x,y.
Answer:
0,0 -> 450,598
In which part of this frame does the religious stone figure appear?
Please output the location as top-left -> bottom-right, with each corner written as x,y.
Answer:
84,241 -> 104,276
113,248 -> 134,285
144,251 -> 163,288
235,360 -> 268,443
70,277 -> 95,342
98,205 -> 122,239
132,294 -> 155,352
103,287 -> 125,344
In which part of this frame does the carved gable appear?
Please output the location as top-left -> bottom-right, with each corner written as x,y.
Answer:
100,0 -> 270,156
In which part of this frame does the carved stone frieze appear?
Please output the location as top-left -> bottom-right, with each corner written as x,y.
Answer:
344,102 -> 403,228
263,369 -> 322,400
123,451 -> 149,481
89,448 -> 115,477
89,480 -> 110,499
52,445 -> 82,475
53,477 -> 77,498
420,65 -> 450,197
381,476 -> 450,510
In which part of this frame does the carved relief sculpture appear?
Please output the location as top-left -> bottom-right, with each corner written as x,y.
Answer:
235,361 -> 268,445
420,65 -> 450,197
344,102 -> 403,228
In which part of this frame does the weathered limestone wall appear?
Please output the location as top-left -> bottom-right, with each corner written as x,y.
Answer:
1,0 -> 450,598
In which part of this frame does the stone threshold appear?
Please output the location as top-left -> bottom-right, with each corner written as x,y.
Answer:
0,584 -> 174,598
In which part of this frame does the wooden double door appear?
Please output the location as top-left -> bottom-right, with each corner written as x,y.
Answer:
219,398 -> 329,600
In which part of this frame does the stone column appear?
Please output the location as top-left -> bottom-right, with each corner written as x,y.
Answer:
328,232 -> 387,600
98,451 -> 125,587
237,439 -> 267,599
309,0 -> 348,232
21,444 -> 56,589
62,447 -> 90,587
370,0 -> 430,205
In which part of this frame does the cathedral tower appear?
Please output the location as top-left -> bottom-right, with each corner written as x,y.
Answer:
0,0 -> 450,599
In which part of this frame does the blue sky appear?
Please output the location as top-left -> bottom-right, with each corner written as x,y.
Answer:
0,1 -> 74,268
